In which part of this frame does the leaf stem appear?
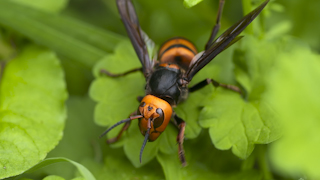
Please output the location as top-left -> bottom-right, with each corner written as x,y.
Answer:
241,153 -> 255,170
256,145 -> 273,180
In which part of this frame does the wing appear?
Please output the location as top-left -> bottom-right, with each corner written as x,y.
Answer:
116,0 -> 153,78
183,0 -> 269,82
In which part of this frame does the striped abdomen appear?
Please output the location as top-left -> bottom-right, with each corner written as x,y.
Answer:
158,38 -> 198,70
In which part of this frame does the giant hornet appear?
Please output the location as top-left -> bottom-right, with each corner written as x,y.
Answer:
100,0 -> 269,166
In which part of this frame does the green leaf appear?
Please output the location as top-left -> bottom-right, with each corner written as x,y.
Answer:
199,89 -> 280,158
36,97 -> 104,179
89,40 -> 147,163
123,124 -> 161,167
198,35 -> 287,159
268,45 -> 320,179
158,153 -> 262,180
173,91 -> 204,139
43,175 -> 65,180
24,158 -> 95,180
9,0 -> 68,13
0,0 -> 124,68
122,120 -> 176,167
80,153 -> 164,180
174,44 -> 238,140
183,0 -> 203,8
71,177 -> 85,180
157,132 -> 262,180
90,40 -> 145,128
0,46 -> 67,179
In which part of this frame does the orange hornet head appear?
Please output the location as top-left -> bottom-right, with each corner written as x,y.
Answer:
99,94 -> 172,164
137,95 -> 172,163
138,95 -> 173,141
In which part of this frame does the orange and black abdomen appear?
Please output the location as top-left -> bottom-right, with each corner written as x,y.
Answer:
158,38 -> 198,70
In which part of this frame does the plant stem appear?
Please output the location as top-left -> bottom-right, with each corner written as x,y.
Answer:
257,145 -> 273,180
0,61 -> 6,88
241,153 -> 255,170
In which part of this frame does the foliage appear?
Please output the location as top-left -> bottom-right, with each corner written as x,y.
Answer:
14,157 -> 95,180
183,0 -> 203,8
0,46 -> 67,179
0,0 -> 319,179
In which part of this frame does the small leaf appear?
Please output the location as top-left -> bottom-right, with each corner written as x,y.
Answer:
183,0 -> 203,8
0,46 -> 67,179
199,89 -> 280,158
90,40 -> 148,165
90,40 -> 144,129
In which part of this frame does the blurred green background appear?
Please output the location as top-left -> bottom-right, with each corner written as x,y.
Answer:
1,0 -> 320,179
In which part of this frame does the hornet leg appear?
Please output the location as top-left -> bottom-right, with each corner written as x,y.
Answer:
100,67 -> 142,77
189,78 -> 242,94
173,114 -> 187,167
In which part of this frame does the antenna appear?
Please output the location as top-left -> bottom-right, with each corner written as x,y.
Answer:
99,115 -> 143,138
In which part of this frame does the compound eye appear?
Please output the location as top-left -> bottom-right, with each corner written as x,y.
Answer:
140,102 -> 146,107
138,102 -> 146,115
153,108 -> 164,128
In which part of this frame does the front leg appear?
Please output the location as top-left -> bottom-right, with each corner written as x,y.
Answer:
100,67 -> 142,77
189,78 -> 242,94
173,114 -> 187,167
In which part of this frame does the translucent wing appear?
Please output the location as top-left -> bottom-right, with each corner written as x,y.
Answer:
116,0 -> 153,77
184,0 -> 269,82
